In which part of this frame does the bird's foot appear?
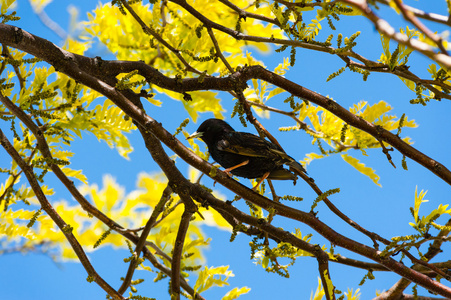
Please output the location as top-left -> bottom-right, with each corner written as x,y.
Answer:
223,160 -> 249,175
251,172 -> 270,191
233,172 -> 270,201
223,170 -> 234,178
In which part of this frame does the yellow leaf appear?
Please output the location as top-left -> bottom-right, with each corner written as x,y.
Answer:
341,154 -> 381,187
29,0 -> 51,13
1,0 -> 16,14
303,152 -> 325,165
182,91 -> 224,122
62,38 -> 91,55
267,87 -> 286,100
199,208 -> 233,231
60,167 -> 88,184
222,287 -> 251,300
310,278 -> 325,300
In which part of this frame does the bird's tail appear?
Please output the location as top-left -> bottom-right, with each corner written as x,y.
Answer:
287,159 -> 307,176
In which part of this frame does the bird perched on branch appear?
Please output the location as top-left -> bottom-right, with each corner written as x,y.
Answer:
187,118 -> 306,189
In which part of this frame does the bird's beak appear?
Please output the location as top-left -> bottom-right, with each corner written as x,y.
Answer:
186,131 -> 203,140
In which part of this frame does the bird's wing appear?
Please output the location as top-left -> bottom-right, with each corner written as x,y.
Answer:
219,132 -> 308,174
269,148 -> 307,174
267,148 -> 292,160
219,132 -> 283,158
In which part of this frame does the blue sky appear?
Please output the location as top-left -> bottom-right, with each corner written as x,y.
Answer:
1,1 -> 451,299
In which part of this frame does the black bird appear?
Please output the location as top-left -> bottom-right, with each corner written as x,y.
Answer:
187,118 -> 306,188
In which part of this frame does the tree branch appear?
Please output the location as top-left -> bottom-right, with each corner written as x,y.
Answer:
375,0 -> 451,26
338,0 -> 451,69
392,0 -> 447,55
0,71 -> 202,299
171,208 -> 194,300
0,128 -> 124,300
118,185 -> 173,295
243,66 -> 451,185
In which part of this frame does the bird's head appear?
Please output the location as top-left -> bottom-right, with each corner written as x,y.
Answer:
187,118 -> 235,144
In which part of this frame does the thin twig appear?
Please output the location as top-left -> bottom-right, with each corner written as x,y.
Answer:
118,185 -> 173,295
171,208 -> 194,300
146,241 -> 173,263
375,0 -> 451,26
235,91 -> 284,149
393,0 -> 448,55
28,0 -> 68,40
206,27 -> 233,73
2,45 -> 26,90
218,0 -> 280,25
120,0 -> 202,75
